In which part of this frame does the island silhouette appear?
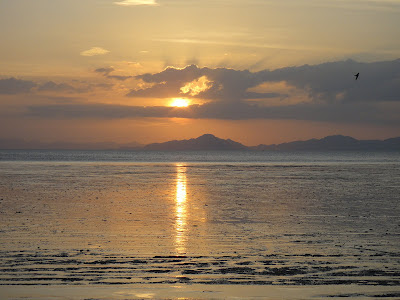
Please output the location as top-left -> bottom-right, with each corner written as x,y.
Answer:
1,134 -> 399,151
143,134 -> 400,151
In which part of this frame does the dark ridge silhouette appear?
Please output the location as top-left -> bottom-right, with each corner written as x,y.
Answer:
143,134 -> 247,151
143,134 -> 400,151
1,134 -> 399,151
253,135 -> 400,151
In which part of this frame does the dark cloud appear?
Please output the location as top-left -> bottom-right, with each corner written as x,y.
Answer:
95,67 -> 115,75
93,83 -> 114,89
18,58 -> 400,127
127,59 -> 400,103
127,82 -> 182,98
26,100 -> 400,125
95,67 -> 133,81
244,92 -> 285,99
258,59 -> 400,103
190,101 -> 399,125
128,66 -> 209,98
37,81 -> 83,93
107,75 -> 133,81
0,78 -> 36,94
136,64 -> 203,83
0,78 -> 99,95
219,102 -> 398,124
129,65 -> 268,101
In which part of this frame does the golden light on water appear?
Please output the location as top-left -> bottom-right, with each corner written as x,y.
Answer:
175,164 -> 187,254
169,98 -> 190,107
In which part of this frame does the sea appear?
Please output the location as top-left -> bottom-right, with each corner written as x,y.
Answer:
0,150 -> 399,298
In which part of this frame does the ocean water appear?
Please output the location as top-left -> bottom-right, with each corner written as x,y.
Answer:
0,150 -> 399,296
1,149 -> 399,163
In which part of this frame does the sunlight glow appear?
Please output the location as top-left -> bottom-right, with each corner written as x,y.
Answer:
180,76 -> 212,96
169,98 -> 190,107
175,164 -> 187,254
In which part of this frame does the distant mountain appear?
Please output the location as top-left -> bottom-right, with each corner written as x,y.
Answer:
1,134 -> 399,151
143,134 -> 247,151
253,135 -> 400,151
144,134 -> 400,151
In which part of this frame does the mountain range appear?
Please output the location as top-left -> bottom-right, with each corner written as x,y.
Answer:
1,134 -> 400,151
144,134 -> 400,151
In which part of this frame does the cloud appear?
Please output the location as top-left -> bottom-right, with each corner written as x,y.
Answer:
0,78 -> 102,96
95,67 -> 115,75
95,67 -> 133,81
80,47 -> 110,57
114,0 -> 158,6
0,78 -> 36,94
37,81 -> 84,93
244,92 -> 284,99
129,65 -> 269,101
258,59 -> 400,103
14,58 -> 400,127
107,75 -> 133,81
26,101 -> 400,126
127,59 -> 400,103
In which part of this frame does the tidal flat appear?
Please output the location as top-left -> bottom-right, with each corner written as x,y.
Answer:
0,152 -> 399,298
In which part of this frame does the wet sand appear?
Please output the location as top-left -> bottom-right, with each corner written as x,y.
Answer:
2,284 -> 400,299
1,160 -> 399,298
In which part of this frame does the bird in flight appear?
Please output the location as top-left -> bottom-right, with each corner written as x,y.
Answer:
354,72 -> 359,80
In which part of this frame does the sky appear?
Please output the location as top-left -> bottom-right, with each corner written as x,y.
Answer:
1,0 -> 400,146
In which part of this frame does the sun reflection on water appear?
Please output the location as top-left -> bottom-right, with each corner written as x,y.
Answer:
175,164 -> 187,254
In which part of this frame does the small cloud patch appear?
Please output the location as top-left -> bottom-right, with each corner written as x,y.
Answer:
114,0 -> 158,6
80,47 -> 110,57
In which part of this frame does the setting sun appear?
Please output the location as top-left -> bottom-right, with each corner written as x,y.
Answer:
169,98 -> 190,107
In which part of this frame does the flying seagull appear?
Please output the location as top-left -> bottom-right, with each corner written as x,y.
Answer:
354,72 -> 359,80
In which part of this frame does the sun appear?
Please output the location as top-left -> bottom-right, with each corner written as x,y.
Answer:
169,98 -> 190,107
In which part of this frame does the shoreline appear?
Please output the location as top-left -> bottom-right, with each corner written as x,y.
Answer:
1,284 -> 400,299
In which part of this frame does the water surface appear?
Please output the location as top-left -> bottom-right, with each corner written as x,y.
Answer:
0,151 -> 399,296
